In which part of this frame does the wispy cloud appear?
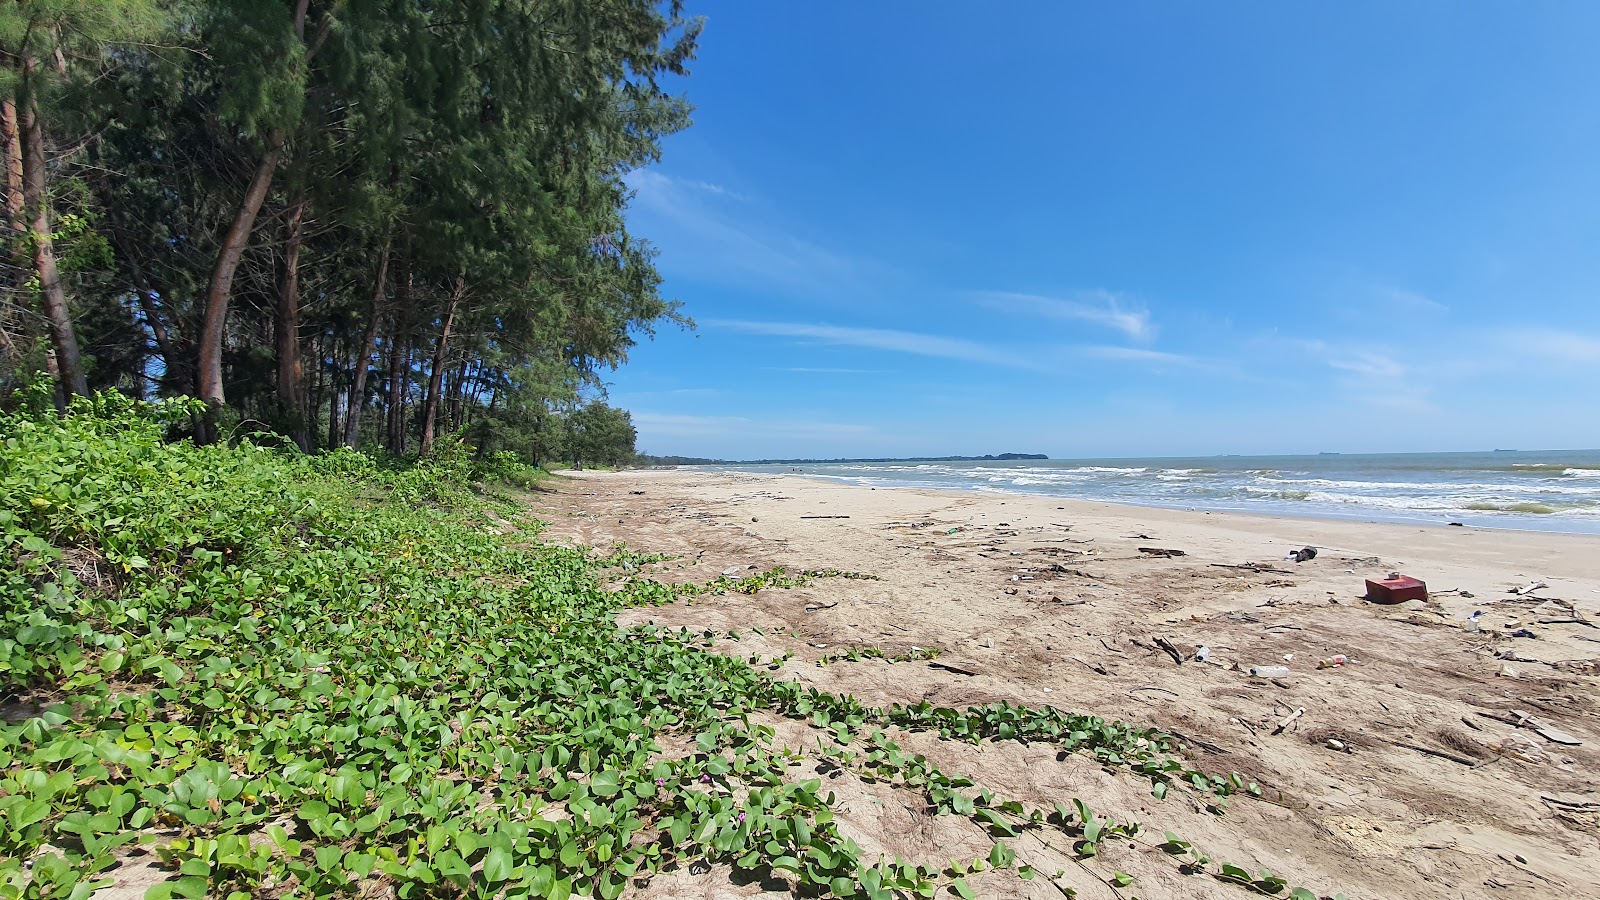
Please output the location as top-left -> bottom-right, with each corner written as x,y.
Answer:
977,290 -> 1155,341
1327,351 -> 1406,380
624,170 -> 877,297
762,366 -> 886,374
1504,328 -> 1600,364
632,412 -> 876,440
1078,346 -> 1195,365
708,319 -> 1044,370
1380,286 -> 1448,315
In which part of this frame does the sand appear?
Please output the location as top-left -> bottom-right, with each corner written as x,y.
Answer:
527,468 -> 1600,900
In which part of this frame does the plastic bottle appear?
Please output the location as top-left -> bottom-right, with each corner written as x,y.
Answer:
1249,665 -> 1291,678
1317,654 -> 1348,669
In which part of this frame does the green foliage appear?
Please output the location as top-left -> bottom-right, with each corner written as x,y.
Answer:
0,398 -> 1337,899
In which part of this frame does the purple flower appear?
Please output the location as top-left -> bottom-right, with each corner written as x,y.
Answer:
700,774 -> 711,783
737,813 -> 746,823
655,778 -> 665,786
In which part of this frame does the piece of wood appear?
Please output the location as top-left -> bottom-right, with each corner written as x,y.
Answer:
1129,686 -> 1179,698
1152,637 -> 1185,665
1138,547 -> 1187,558
1531,721 -> 1583,746
928,661 -> 981,677
1272,707 -> 1306,735
1389,740 -> 1479,766
800,515 -> 851,519
1071,657 -> 1108,675
1210,562 -> 1295,575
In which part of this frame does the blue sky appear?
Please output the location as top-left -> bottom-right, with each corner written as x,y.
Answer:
610,2 -> 1600,460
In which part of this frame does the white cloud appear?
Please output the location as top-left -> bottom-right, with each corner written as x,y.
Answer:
1504,329 -> 1600,364
762,366 -> 885,374
624,170 -> 873,297
977,290 -> 1155,341
1327,351 -> 1406,380
632,412 -> 875,440
1078,346 -> 1198,366
708,319 -> 1045,370
1380,287 -> 1448,315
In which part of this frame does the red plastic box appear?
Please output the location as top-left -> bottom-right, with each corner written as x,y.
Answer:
1365,575 -> 1427,604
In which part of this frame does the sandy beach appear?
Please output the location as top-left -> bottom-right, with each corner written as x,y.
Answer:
527,468 -> 1600,899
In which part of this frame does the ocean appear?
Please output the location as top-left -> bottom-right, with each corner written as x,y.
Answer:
700,450 -> 1600,534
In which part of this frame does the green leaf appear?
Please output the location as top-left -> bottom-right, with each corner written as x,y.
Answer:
590,770 -> 621,799
951,876 -> 975,900
483,847 -> 512,884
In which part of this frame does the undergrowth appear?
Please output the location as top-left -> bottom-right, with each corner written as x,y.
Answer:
0,392 -> 1337,899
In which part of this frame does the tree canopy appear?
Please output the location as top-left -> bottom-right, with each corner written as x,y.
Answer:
0,0 -> 698,462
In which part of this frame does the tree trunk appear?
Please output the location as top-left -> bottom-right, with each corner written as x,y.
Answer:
276,191 -> 308,450
343,239 -> 389,447
19,72 -> 87,398
418,275 -> 464,456
196,130 -> 284,434
3,99 -> 24,244
0,99 -> 24,362
327,372 -> 342,450
448,358 -> 470,433
385,257 -> 411,455
385,335 -> 406,455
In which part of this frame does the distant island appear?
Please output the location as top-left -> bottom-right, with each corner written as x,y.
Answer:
636,453 -> 1048,466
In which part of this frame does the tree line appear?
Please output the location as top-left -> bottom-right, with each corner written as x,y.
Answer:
0,0 -> 695,465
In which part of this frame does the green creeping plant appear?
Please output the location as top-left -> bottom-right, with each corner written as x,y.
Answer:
0,395 -> 1333,900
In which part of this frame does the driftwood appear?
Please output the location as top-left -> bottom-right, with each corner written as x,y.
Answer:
928,661 -> 982,677
800,515 -> 851,519
1138,547 -> 1187,558
1210,562 -> 1294,575
1272,707 -> 1306,735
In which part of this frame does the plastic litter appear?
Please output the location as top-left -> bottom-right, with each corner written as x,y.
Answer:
1249,665 -> 1291,678
1316,654 -> 1348,669
1195,645 -> 1212,662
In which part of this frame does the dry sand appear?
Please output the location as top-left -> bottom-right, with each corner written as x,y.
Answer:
527,468 -> 1600,900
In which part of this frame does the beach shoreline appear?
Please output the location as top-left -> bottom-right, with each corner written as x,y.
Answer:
527,468 -> 1600,899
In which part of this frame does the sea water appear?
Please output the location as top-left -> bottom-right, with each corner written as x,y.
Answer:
700,450 -> 1600,535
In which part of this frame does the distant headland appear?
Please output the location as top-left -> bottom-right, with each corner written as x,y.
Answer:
637,453 -> 1048,466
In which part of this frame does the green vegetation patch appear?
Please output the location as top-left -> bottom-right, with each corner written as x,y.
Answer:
1,396 -> 1334,899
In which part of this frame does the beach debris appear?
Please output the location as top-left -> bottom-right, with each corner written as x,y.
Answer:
1286,546 -> 1318,562
985,637 -> 995,649
1365,573 -> 1428,604
1511,580 -> 1548,596
803,601 -> 839,612
1388,739 -> 1481,766
1129,686 -> 1180,699
722,566 -> 745,576
1152,637 -> 1185,664
1138,546 -> 1186,558
800,515 -> 850,519
1532,721 -> 1582,746
1249,665 -> 1291,678
1195,645 -> 1212,662
1542,795 -> 1600,813
945,527 -> 960,534
1072,657 -> 1109,675
1317,654 -> 1348,669
1326,739 -> 1347,752
1272,707 -> 1306,734
1509,628 -> 1539,639
928,661 -> 981,677
1212,562 -> 1295,575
